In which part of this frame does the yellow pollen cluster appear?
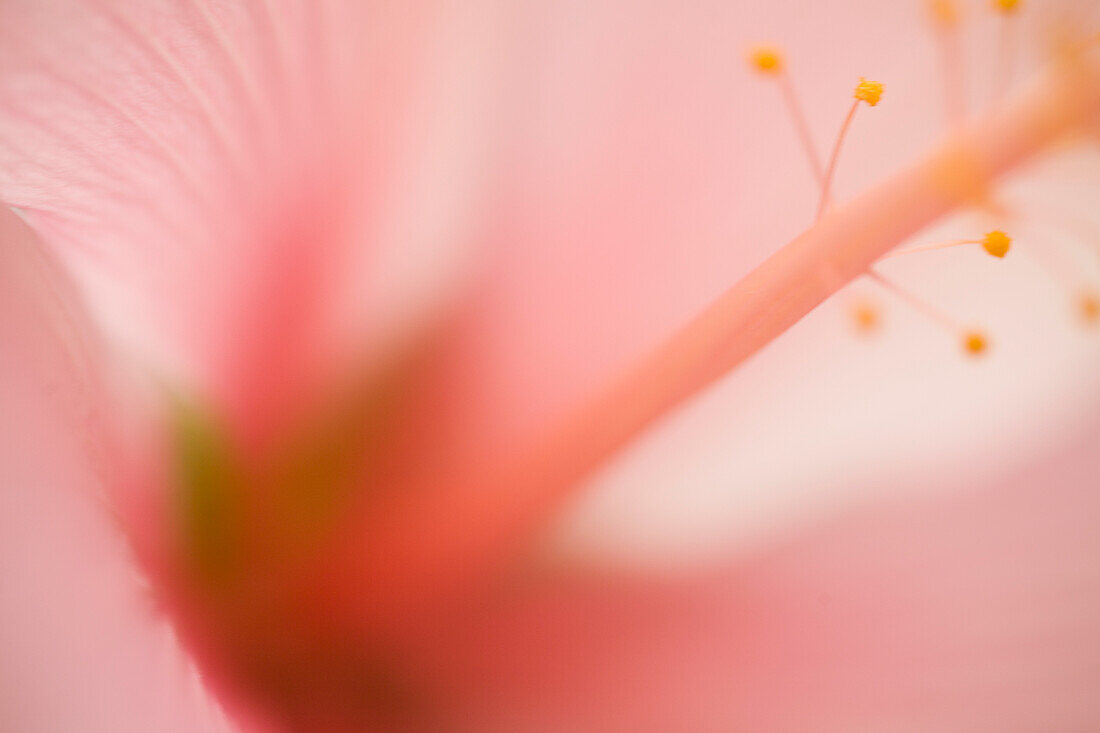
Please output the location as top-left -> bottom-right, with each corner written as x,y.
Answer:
749,46 -> 784,74
982,230 -> 1011,258
992,0 -> 1021,14
854,78 -> 884,106
964,331 -> 988,356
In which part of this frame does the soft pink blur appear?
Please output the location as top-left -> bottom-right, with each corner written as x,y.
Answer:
2,0 -> 1100,731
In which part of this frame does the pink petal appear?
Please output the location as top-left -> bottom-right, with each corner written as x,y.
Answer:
0,1 -> 496,409
431,415 -> 1100,731
3,1 -> 1100,729
0,208 -> 231,732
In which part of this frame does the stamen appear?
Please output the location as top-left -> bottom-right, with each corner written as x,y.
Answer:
749,46 -> 825,184
993,0 -> 1023,101
867,269 -> 989,356
884,230 -> 1013,259
817,78 -> 884,221
929,0 -> 967,125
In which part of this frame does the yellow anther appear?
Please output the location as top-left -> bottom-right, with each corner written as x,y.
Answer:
964,331 -> 989,356
854,78 -> 884,107
929,0 -> 960,26
1078,292 -> 1100,324
982,230 -> 1012,258
992,0 -> 1021,14
749,46 -> 784,74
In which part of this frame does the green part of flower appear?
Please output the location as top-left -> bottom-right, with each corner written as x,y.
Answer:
173,400 -> 242,585
170,350 -> 419,586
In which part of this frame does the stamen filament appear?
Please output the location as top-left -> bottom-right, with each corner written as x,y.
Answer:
817,99 -> 860,221
884,239 -> 984,258
818,79 -> 883,221
930,0 -> 967,125
1012,233 -> 1081,290
867,269 -> 965,334
750,46 -> 824,185
999,209 -> 1089,291
1018,198 -> 1100,260
994,0 -> 1022,101
943,31 -> 967,125
868,269 -> 988,355
778,71 -> 825,184
885,230 -> 1012,258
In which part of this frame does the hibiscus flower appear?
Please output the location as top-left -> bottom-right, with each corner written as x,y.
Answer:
2,1 -> 1100,731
